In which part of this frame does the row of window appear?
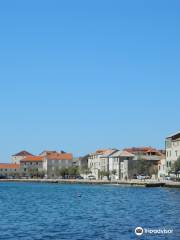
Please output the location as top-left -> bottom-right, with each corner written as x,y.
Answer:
172,141 -> 180,146
24,168 -> 39,172
166,161 -> 172,168
23,162 -> 40,166
166,150 -> 180,157
0,169 -> 17,172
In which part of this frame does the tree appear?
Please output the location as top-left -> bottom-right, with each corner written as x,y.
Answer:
135,159 -> 151,175
38,170 -> 45,179
68,166 -> 79,177
59,167 -> 69,178
99,170 -> 109,180
80,167 -> 91,175
173,156 -> 180,178
29,168 -> 38,178
111,170 -> 117,175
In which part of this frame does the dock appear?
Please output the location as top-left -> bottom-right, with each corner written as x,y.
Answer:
0,179 -> 180,188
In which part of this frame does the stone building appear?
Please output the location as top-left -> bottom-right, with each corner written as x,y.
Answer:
165,132 -> 180,173
11,151 -> 33,164
0,163 -> 20,177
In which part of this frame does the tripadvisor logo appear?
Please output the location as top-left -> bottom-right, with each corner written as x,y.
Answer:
135,227 -> 144,236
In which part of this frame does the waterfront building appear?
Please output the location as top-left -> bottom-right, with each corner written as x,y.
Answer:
72,157 -> 80,167
109,150 -> 135,180
11,151 -> 33,164
88,149 -> 117,179
20,151 -> 73,178
124,147 -> 164,177
0,163 -> 20,177
158,158 -> 166,179
124,147 -> 163,161
79,155 -> 89,169
165,132 -> 180,173
42,152 -> 73,178
20,156 -> 44,177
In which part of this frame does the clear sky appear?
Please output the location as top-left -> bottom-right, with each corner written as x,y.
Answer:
0,0 -> 180,162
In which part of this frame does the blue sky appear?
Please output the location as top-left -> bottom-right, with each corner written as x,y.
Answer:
0,0 -> 180,161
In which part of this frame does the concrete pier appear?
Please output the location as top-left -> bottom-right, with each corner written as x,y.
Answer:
0,179 -> 180,188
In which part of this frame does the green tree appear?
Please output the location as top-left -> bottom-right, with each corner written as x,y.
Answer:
38,170 -> 45,179
99,170 -> 109,180
111,170 -> 117,175
29,168 -> 38,178
135,159 -> 151,175
68,166 -> 79,177
59,167 -> 68,178
173,156 -> 180,178
80,167 -> 91,175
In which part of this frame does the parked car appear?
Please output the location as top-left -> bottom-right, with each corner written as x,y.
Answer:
75,175 -> 84,179
165,176 -> 171,180
0,175 -> 7,179
137,175 -> 150,180
88,175 -> 96,180
102,176 -> 108,180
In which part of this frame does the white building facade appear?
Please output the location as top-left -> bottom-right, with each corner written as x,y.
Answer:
165,132 -> 180,174
88,149 -> 117,179
109,150 -> 135,180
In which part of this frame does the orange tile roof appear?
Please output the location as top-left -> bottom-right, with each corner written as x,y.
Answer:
0,163 -> 20,169
124,147 -> 163,155
21,156 -> 43,162
46,153 -> 73,160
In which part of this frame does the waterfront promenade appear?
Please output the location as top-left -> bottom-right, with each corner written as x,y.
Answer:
1,178 -> 180,188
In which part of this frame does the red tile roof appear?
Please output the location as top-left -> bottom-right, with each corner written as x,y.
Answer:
124,147 -> 163,156
21,156 -> 43,162
46,153 -> 73,160
0,163 -> 20,169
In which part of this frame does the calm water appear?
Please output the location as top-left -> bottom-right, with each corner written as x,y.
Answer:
0,183 -> 179,240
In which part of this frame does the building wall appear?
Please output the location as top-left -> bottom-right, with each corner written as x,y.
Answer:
158,158 -> 166,178
46,159 -> 72,178
12,156 -> 25,164
109,157 -> 135,180
165,137 -> 180,172
88,155 -> 101,179
20,161 -> 43,176
0,168 -> 20,176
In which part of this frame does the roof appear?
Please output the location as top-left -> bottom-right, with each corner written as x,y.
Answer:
124,147 -> 163,156
100,149 -> 118,158
90,149 -> 115,156
0,163 -> 20,169
40,150 -> 66,156
46,153 -> 73,160
110,150 -> 135,158
166,132 -> 180,140
12,151 -> 33,157
21,156 -> 43,162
